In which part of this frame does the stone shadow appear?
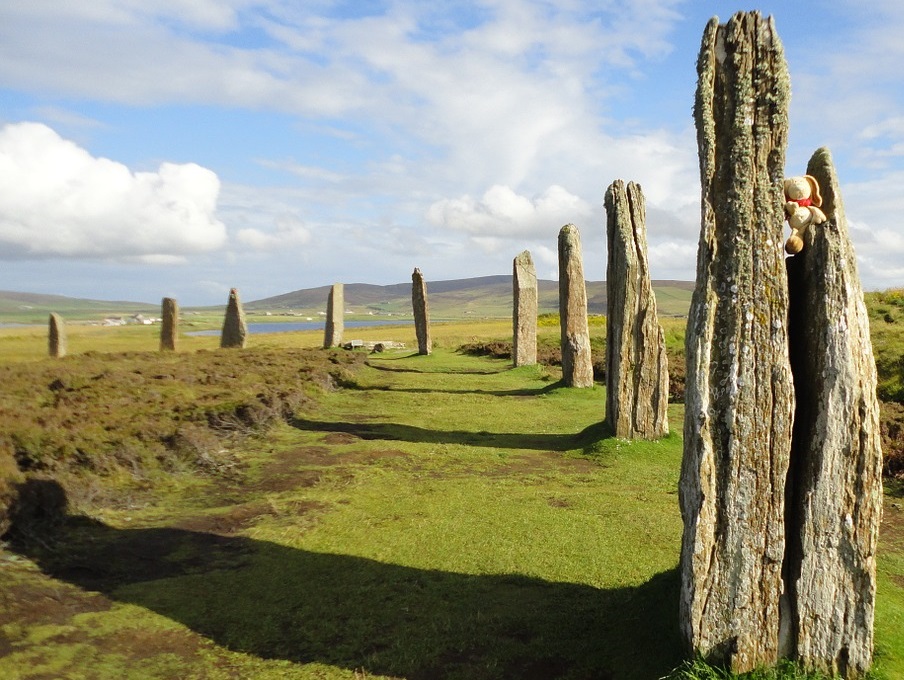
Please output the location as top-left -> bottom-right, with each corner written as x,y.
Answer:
340,381 -> 564,398
365,358 -> 509,376
12,507 -> 683,680
290,417 -> 612,452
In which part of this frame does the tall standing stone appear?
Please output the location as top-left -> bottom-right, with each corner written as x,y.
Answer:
48,313 -> 66,358
679,13 -> 794,672
411,268 -> 431,355
513,250 -> 537,367
604,180 -> 669,439
784,148 -> 882,677
220,288 -> 248,349
323,283 -> 344,349
557,224 -> 593,387
160,297 -> 179,351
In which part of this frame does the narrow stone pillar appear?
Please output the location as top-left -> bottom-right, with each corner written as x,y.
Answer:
679,12 -> 794,673
785,148 -> 882,677
48,313 -> 66,358
323,283 -> 344,349
513,250 -> 537,367
604,180 -> 669,439
160,297 -> 178,351
411,268 -> 431,355
220,288 -> 248,349
557,224 -> 593,387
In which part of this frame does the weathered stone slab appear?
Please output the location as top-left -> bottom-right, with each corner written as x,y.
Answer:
557,224 -> 593,387
513,250 -> 537,367
48,313 -> 66,358
412,268 -> 431,355
323,283 -> 344,349
785,148 -> 882,677
604,179 -> 669,439
220,288 -> 248,349
679,12 -> 794,672
160,297 -> 178,351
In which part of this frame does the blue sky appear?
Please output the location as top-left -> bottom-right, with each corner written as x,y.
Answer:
1,0 -> 902,305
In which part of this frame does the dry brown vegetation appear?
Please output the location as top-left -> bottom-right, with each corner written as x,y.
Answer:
0,347 -> 365,535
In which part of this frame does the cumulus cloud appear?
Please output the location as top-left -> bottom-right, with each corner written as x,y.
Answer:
0,122 -> 227,261
427,184 -> 593,239
236,212 -> 312,251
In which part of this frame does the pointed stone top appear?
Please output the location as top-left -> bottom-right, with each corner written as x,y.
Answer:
805,147 -> 842,224
514,250 -> 533,265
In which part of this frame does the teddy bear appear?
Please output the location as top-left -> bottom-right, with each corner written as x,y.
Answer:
783,174 -> 826,254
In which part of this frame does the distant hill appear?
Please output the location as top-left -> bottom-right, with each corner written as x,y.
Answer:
247,276 -> 695,318
0,277 -> 694,324
0,291 -> 157,323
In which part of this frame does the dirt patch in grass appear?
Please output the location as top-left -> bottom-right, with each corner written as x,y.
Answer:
494,451 -> 600,477
547,496 -> 572,508
260,444 -> 411,475
252,469 -> 327,493
323,432 -> 361,445
882,500 -> 904,548
0,578 -> 113,627
253,446 -> 412,493
0,630 -> 11,657
57,625 -> 204,663
174,502 -> 278,536
173,499 -> 328,536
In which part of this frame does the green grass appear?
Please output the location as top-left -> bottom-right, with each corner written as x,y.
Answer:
0,321 -> 902,679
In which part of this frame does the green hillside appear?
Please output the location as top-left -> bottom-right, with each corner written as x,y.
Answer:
0,277 -> 695,324
0,291 -> 157,324
247,276 -> 695,319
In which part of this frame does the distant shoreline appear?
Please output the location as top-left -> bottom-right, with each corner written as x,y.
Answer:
186,319 -> 414,336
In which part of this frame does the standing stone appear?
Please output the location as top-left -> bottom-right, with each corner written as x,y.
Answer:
679,12 -> 794,673
557,224 -> 593,387
513,250 -> 538,367
411,268 -> 431,355
48,313 -> 66,358
785,148 -> 882,677
604,180 -> 669,439
160,297 -> 179,351
220,288 -> 248,349
323,283 -> 344,349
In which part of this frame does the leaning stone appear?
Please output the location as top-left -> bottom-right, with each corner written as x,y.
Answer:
220,288 -> 248,349
323,283 -> 344,348
679,12 -> 794,673
513,250 -> 538,367
557,224 -> 593,387
160,297 -> 178,351
785,148 -> 883,678
604,180 -> 669,439
48,313 -> 66,358
412,267 -> 431,355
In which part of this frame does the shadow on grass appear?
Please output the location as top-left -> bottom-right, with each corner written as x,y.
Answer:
342,381 -> 565,398
366,358 -> 510,376
291,417 -> 612,452
14,508 -> 683,680
887,478 -> 904,499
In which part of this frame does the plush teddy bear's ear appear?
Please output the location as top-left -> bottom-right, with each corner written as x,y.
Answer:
804,175 -> 822,207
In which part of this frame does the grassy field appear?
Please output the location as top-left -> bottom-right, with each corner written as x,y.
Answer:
0,321 -> 902,679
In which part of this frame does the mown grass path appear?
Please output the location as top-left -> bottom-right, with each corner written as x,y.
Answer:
1,348 -> 902,679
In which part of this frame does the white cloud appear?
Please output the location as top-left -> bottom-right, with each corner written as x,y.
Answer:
0,122 -> 227,260
236,212 -> 312,250
427,184 -> 593,239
